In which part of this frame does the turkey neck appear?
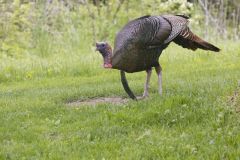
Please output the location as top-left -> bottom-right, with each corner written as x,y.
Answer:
103,45 -> 113,68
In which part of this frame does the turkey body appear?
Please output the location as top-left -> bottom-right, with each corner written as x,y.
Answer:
111,15 -> 219,73
97,14 -> 220,99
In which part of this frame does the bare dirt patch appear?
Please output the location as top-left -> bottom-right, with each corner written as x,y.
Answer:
67,97 -> 129,107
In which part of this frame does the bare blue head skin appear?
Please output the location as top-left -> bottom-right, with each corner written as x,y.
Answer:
95,42 -> 112,68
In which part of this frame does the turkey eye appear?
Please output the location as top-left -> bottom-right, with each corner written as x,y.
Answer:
101,44 -> 105,47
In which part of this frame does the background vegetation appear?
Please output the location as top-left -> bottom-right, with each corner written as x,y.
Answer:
0,0 -> 240,159
0,0 -> 239,82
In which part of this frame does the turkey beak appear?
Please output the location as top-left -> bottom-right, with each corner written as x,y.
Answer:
95,43 -> 100,51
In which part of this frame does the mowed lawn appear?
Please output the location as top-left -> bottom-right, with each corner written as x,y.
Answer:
0,42 -> 240,159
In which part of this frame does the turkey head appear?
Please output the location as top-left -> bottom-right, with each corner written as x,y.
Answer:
96,42 -> 112,68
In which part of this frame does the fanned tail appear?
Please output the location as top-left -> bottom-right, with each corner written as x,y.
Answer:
173,27 -> 220,52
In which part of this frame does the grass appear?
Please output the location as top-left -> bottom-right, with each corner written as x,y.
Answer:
0,41 -> 240,159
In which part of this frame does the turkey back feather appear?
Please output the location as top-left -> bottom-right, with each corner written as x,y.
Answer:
173,27 -> 220,52
162,15 -> 189,44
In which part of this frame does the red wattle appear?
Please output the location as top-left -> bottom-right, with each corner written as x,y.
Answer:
104,64 -> 112,68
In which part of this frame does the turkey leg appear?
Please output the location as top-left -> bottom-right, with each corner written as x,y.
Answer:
143,68 -> 152,98
155,65 -> 162,95
120,71 -> 137,100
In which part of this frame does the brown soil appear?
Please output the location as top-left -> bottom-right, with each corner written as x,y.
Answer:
67,97 -> 129,107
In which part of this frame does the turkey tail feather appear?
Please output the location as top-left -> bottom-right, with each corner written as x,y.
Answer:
120,70 -> 137,100
193,37 -> 220,52
173,27 -> 220,52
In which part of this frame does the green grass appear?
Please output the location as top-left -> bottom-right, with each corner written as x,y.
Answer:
0,42 -> 240,159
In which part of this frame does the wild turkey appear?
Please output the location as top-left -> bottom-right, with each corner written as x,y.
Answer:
96,14 -> 220,100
